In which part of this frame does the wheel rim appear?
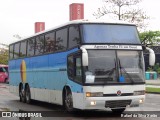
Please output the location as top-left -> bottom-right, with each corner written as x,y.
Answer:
65,93 -> 73,110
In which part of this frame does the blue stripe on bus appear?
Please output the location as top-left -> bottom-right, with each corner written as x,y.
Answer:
9,48 -> 83,93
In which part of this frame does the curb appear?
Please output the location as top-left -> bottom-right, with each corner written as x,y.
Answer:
146,92 -> 160,94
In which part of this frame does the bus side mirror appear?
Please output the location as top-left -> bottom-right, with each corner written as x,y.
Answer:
80,47 -> 88,66
146,47 -> 155,66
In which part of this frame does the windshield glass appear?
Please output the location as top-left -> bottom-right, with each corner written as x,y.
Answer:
81,24 -> 141,44
117,51 -> 145,83
85,50 -> 145,84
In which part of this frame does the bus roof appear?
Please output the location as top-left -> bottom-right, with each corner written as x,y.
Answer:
10,19 -> 136,45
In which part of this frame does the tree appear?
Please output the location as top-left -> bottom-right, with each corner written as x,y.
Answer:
93,0 -> 148,30
0,43 -> 9,65
139,31 -> 160,45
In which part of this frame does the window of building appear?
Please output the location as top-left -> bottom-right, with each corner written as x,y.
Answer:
14,43 -> 20,59
27,38 -> 35,56
56,28 -> 67,51
20,40 -> 27,57
69,25 -> 80,49
9,45 -> 14,59
35,35 -> 44,55
45,31 -> 56,53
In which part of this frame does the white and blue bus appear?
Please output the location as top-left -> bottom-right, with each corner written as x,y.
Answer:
9,20 -> 154,113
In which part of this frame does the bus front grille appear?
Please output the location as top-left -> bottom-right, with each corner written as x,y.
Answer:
105,100 -> 132,108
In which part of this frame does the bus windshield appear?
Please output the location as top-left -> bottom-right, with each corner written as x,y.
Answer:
85,50 -> 145,84
81,24 -> 141,44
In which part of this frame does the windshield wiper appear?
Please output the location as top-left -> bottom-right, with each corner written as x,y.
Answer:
118,59 -> 135,84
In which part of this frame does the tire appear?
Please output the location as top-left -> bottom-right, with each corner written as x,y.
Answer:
25,85 -> 31,104
111,108 -> 125,114
19,85 -> 26,103
4,78 -> 7,83
64,89 -> 74,112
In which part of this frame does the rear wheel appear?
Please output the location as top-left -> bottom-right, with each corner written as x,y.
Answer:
25,85 -> 31,104
64,89 -> 74,112
19,85 -> 26,103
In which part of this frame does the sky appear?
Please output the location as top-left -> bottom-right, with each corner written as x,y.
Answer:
0,0 -> 160,45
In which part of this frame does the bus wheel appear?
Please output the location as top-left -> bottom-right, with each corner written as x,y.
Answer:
111,108 -> 125,114
25,85 -> 31,104
19,85 -> 26,103
64,89 -> 73,112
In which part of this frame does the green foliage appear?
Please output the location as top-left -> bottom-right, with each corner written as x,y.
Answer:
147,66 -> 153,72
0,48 -> 8,65
139,31 -> 160,45
153,63 -> 160,74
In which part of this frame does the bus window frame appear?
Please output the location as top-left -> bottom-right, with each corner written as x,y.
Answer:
67,50 -> 84,85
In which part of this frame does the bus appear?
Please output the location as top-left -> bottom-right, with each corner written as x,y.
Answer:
9,20 -> 155,113
0,64 -> 9,83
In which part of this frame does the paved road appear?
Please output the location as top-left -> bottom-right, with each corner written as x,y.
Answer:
0,83 -> 160,120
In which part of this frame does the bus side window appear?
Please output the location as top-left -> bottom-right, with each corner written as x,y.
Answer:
20,40 -> 27,57
14,42 -> 20,59
45,31 -> 56,53
68,55 -> 74,78
9,45 -> 14,59
56,28 -> 67,51
69,25 -> 80,49
75,57 -> 82,83
35,35 -> 44,55
67,54 -> 82,84
27,38 -> 35,56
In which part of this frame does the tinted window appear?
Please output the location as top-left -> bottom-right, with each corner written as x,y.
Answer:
68,53 -> 82,84
56,28 -> 67,51
35,35 -> 44,55
27,38 -> 35,56
75,57 -> 82,83
14,43 -> 20,59
69,25 -> 80,49
9,45 -> 14,59
45,31 -> 56,53
81,24 -> 141,44
20,40 -> 27,57
68,55 -> 74,78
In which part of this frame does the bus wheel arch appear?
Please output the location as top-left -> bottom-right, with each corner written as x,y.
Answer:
63,85 -> 74,112
25,83 -> 31,104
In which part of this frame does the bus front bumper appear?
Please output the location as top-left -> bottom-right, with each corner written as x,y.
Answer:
83,95 -> 145,110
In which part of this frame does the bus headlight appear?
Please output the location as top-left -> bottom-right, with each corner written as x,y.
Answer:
86,92 -> 103,97
139,98 -> 144,104
134,90 -> 145,95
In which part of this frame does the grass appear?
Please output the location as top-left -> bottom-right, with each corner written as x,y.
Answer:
146,87 -> 160,93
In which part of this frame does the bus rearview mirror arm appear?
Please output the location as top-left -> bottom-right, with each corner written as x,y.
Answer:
80,47 -> 88,66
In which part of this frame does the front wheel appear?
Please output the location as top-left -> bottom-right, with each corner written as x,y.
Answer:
64,89 -> 74,112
